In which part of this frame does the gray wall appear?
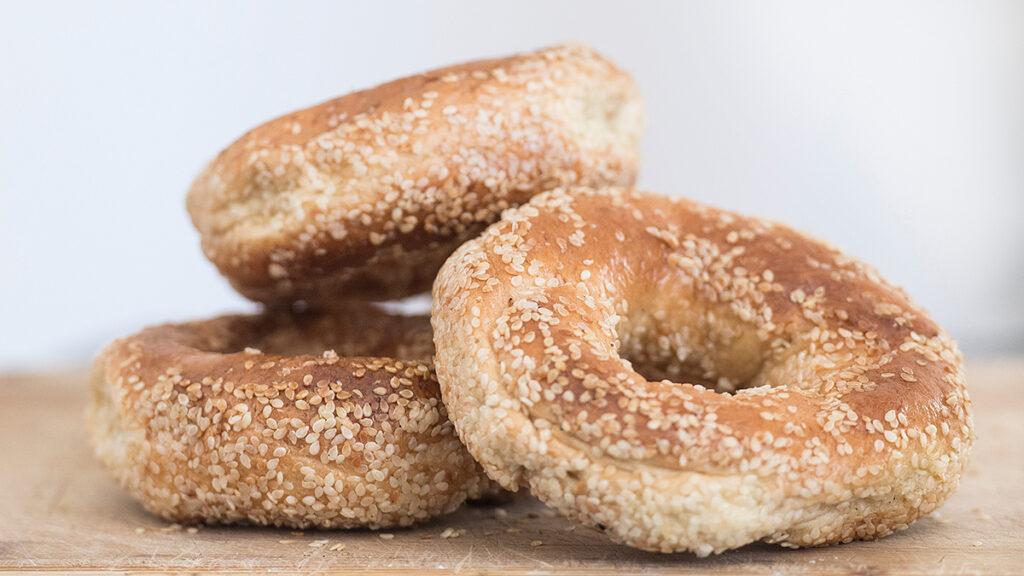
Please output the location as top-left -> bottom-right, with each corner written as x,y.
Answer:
2,0 -> 1021,369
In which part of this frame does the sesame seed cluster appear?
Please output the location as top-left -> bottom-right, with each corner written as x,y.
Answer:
431,186 -> 974,554
90,305 -> 498,528
187,43 -> 643,305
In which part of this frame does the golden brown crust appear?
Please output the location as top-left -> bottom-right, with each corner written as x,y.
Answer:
88,304 -> 496,528
431,187 -> 973,554
188,44 -> 643,304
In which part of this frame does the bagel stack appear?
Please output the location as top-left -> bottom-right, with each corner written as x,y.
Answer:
91,43 -> 973,556
90,44 -> 643,530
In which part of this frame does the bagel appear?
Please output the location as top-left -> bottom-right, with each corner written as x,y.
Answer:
431,187 -> 973,554
89,304 -> 496,528
187,44 -> 643,305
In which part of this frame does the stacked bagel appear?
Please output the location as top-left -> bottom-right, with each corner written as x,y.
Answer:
90,44 -> 973,555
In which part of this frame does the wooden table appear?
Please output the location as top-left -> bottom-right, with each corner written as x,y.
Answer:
1,360 -> 1021,575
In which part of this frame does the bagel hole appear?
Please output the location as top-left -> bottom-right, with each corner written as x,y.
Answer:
571,84 -> 643,155
617,308 -> 767,394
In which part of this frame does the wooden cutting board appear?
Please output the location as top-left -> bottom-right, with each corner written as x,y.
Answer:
1,360 -> 1021,575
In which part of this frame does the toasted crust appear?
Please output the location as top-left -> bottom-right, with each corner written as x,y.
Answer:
431,187 -> 973,554
188,44 -> 643,304
88,304 -> 496,528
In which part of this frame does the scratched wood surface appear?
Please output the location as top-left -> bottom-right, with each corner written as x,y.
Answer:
0,360 -> 1020,575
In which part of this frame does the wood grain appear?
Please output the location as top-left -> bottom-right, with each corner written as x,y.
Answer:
0,360 -> 1020,575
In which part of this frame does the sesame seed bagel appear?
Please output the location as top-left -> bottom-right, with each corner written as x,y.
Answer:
88,304 -> 496,529
431,187 -> 973,554
187,44 -> 643,305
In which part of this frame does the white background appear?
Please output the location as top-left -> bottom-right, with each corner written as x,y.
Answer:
2,1 -> 1021,370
